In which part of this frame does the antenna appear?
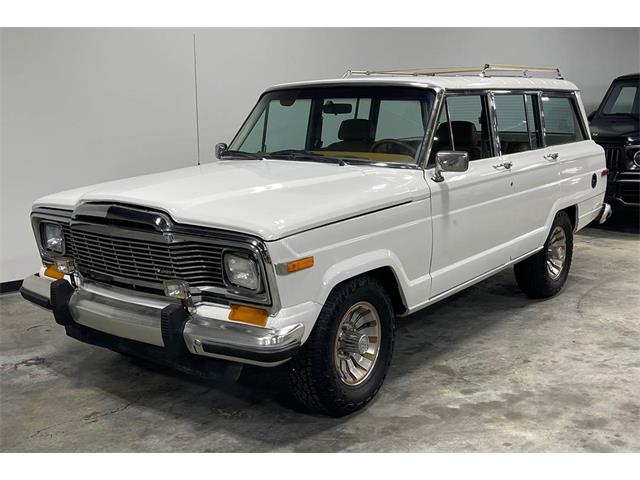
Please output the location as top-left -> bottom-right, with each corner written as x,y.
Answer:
193,34 -> 201,166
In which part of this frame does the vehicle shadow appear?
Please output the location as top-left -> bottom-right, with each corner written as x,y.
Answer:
589,208 -> 639,234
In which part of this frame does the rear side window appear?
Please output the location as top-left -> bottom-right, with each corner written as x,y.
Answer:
542,95 -> 586,146
494,94 -> 542,154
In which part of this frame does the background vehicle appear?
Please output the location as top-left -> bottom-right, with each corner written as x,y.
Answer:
20,65 -> 609,416
588,73 -> 640,212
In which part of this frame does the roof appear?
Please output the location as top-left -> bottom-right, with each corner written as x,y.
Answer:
614,72 -> 639,81
268,75 -> 580,92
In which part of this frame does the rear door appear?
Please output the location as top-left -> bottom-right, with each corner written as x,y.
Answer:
492,91 -> 560,259
426,92 -> 514,298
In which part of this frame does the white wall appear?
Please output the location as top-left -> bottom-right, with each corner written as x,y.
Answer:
2,27 -> 639,283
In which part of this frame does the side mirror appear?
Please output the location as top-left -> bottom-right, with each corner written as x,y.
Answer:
215,142 -> 228,160
587,111 -> 596,122
432,151 -> 469,182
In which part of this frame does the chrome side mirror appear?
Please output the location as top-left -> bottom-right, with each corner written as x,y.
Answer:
432,151 -> 469,182
215,142 -> 228,160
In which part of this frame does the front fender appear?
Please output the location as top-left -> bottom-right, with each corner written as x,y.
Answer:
319,249 -> 409,308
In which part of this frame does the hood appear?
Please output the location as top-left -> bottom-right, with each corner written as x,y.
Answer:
35,159 -> 428,240
590,116 -> 640,144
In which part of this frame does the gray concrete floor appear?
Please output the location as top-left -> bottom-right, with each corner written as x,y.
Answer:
1,218 -> 639,452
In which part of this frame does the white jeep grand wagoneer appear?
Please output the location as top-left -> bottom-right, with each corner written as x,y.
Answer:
21,64 -> 611,416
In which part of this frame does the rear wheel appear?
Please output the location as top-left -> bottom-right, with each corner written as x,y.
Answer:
287,276 -> 395,416
514,210 -> 574,298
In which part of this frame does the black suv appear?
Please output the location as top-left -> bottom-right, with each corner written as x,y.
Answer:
589,73 -> 640,211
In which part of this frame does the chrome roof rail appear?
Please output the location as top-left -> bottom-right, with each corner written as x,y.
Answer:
344,64 -> 563,80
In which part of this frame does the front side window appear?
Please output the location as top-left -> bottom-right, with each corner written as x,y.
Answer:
542,95 -> 587,146
602,82 -> 639,116
230,86 -> 435,165
430,94 -> 493,163
494,93 -> 542,153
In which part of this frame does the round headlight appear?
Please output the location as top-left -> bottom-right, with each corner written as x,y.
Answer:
634,150 -> 640,167
223,252 -> 260,291
41,222 -> 64,254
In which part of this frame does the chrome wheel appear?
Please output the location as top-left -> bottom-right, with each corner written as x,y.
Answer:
334,301 -> 381,386
546,226 -> 567,280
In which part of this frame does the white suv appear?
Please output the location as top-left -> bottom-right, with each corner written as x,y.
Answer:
21,64 -> 611,416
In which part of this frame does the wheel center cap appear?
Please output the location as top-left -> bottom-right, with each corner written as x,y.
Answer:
357,334 -> 370,355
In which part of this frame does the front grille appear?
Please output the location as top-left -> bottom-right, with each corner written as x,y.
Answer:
63,226 -> 226,289
602,145 -> 624,170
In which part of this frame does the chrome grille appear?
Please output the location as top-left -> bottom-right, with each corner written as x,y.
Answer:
63,225 -> 225,289
603,145 -> 623,170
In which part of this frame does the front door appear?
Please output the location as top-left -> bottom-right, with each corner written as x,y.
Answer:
426,93 -> 514,298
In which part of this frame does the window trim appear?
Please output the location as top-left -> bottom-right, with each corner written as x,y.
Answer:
539,91 -> 588,145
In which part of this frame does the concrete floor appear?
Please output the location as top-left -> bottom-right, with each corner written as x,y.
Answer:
1,217 -> 639,452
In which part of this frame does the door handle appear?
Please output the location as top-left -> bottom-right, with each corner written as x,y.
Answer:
544,152 -> 559,161
493,161 -> 512,170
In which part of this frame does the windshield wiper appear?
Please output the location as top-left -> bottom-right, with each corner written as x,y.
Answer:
267,149 -> 347,166
219,150 -> 264,160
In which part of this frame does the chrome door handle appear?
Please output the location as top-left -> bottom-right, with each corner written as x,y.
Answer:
544,152 -> 559,161
493,161 -> 512,170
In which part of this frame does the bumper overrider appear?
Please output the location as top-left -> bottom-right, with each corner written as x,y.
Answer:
20,274 -> 308,376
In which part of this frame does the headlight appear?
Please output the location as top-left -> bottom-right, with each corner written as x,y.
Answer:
41,222 -> 64,254
223,252 -> 260,291
634,150 -> 640,168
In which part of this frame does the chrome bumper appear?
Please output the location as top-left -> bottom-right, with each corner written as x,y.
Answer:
20,275 -> 305,367
596,202 -> 613,224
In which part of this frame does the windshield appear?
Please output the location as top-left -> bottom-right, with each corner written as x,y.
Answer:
228,86 -> 436,165
602,81 -> 639,116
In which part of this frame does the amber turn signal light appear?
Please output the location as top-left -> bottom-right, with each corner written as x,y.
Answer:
44,265 -> 65,280
286,256 -> 314,273
228,305 -> 269,327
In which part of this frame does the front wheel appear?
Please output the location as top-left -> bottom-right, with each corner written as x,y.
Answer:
514,210 -> 574,299
287,276 -> 395,416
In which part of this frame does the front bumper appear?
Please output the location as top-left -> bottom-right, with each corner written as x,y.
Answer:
20,274 -> 311,368
605,171 -> 640,208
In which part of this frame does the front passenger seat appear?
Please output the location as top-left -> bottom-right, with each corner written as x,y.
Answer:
326,119 -> 374,152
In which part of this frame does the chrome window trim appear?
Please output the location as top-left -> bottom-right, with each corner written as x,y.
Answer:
30,204 -> 282,313
417,87 -> 445,169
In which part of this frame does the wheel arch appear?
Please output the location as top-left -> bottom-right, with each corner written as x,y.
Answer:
319,252 -> 410,316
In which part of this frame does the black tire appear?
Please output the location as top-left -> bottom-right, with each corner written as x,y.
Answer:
286,275 -> 395,417
514,210 -> 574,299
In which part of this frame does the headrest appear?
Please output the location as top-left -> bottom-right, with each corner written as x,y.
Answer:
338,119 -> 374,141
435,121 -> 478,145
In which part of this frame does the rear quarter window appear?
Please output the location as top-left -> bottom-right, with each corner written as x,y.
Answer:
541,95 -> 586,146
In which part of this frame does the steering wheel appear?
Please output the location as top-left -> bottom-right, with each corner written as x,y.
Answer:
370,139 -> 416,157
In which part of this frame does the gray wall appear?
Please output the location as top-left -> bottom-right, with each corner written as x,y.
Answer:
2,28 -> 639,283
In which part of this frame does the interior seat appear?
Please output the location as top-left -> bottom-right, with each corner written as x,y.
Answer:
326,119 -> 374,152
431,121 -> 482,161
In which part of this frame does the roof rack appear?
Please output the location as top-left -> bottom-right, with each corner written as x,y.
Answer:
344,64 -> 563,80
